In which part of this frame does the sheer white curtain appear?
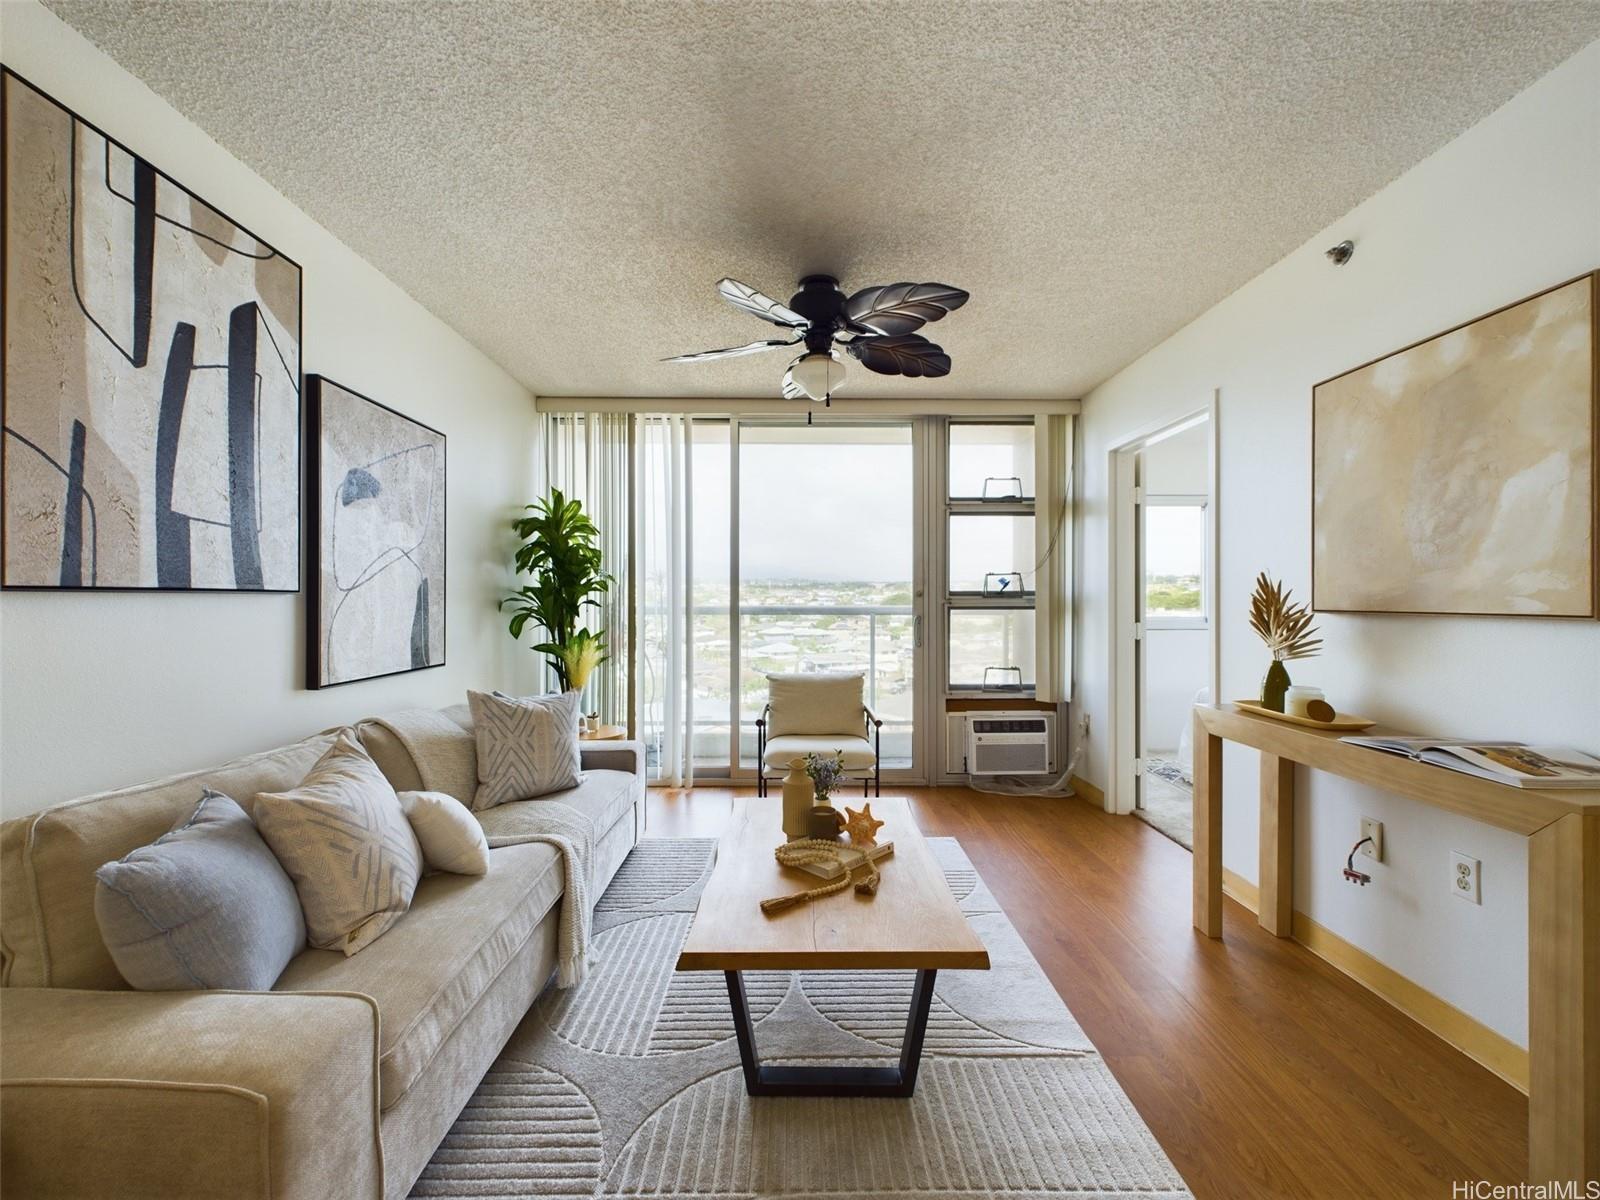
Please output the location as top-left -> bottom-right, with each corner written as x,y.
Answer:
1034,413 -> 1074,703
634,414 -> 696,785
537,413 -> 630,723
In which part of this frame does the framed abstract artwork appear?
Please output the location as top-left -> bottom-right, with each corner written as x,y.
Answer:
307,375 -> 445,688
2,69 -> 302,591
1313,272 -> 1597,617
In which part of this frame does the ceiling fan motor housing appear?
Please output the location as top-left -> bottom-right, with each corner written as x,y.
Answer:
790,275 -> 848,353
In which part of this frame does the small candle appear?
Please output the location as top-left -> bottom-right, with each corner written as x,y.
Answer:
1285,686 -> 1325,719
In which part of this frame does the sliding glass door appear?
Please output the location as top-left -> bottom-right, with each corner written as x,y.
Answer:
652,418 -> 919,778
734,423 -> 915,772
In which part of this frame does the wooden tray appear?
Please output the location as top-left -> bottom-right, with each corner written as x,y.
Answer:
1231,700 -> 1376,731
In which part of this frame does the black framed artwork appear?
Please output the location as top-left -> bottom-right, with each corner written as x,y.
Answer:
1,69 -> 302,591
307,375 -> 446,689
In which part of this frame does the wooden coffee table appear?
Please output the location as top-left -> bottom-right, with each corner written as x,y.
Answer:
677,796 -> 989,1097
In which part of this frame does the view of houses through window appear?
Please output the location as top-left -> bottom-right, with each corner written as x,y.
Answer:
623,416 -> 1049,779
694,422 -> 915,772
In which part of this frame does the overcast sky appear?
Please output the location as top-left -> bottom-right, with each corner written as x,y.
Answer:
694,440 -> 913,582
670,430 -> 1201,584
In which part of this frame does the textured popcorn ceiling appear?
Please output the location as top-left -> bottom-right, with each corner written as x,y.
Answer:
43,1 -> 1600,401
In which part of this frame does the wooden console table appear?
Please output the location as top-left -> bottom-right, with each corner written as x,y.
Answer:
1192,703 -> 1599,1186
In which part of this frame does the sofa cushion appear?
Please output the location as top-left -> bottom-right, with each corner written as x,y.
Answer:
274,840 -> 562,1109
0,732 -> 337,990
354,703 -> 476,803
94,790 -> 306,990
254,732 -> 423,956
762,734 -> 876,772
475,769 -> 636,889
765,672 -> 865,737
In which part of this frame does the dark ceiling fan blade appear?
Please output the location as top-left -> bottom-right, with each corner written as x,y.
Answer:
844,282 -> 969,336
846,333 -> 952,378
662,336 -> 801,363
717,278 -> 809,328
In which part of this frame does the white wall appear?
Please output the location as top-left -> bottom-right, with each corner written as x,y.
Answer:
0,2 -> 541,816
1140,422 -> 1208,496
1075,39 -> 1600,1048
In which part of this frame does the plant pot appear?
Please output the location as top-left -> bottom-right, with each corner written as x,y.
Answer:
1260,660 -> 1291,712
807,804 -> 844,841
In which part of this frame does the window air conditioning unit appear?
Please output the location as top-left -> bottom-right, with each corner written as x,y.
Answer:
967,712 -> 1054,776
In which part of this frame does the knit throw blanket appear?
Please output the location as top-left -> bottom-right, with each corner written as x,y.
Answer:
369,707 -> 593,987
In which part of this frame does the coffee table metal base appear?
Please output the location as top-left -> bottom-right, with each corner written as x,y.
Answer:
724,967 -> 937,1098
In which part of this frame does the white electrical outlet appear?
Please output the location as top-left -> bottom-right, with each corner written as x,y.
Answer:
1359,817 -> 1383,862
1450,851 -> 1481,904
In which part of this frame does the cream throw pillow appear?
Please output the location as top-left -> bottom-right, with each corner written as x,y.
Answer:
253,731 -> 422,955
467,689 -> 583,810
399,790 -> 490,875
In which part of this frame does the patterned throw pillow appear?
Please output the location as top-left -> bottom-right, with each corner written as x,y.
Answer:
253,730 -> 423,956
467,689 -> 582,811
94,789 -> 306,990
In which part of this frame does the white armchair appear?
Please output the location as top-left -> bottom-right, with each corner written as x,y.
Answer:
755,672 -> 882,798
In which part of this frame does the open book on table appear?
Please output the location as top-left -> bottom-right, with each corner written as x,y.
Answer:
1339,736 -> 1600,789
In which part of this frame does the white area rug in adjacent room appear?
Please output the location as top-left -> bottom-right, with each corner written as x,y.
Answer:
412,836 -> 1192,1199
1136,757 -> 1194,850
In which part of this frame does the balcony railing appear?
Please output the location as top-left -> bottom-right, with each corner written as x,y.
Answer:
639,601 -> 915,773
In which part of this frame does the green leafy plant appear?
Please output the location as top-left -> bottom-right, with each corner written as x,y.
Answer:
500,489 -> 613,689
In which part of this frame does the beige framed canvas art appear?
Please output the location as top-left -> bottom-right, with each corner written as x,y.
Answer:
2,70 -> 302,591
1312,272 -> 1597,617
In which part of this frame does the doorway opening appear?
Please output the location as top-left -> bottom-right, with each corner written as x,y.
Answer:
1107,399 -> 1218,848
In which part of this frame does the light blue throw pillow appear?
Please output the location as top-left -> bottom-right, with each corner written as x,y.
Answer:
94,789 -> 306,990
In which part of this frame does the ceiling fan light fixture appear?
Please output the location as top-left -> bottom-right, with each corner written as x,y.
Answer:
669,274 -> 967,397
789,351 -> 845,402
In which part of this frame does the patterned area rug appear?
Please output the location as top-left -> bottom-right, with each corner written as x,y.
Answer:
411,837 -> 1192,1198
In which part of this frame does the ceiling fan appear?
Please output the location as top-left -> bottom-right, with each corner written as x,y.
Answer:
664,275 -> 969,402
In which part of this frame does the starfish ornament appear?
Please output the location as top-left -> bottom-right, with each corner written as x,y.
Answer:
843,803 -> 885,846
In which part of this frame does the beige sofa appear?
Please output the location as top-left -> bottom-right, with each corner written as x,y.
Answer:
0,704 -> 645,1200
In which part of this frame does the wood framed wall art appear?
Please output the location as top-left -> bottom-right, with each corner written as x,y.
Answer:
2,69 -> 302,591
1312,272 -> 1597,617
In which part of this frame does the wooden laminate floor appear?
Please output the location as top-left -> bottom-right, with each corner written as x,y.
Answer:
647,785 -> 1526,1200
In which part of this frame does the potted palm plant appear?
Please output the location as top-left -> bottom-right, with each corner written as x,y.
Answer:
500,488 -> 614,695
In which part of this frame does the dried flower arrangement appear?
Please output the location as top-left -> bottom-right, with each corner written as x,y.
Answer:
1248,572 -> 1321,711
